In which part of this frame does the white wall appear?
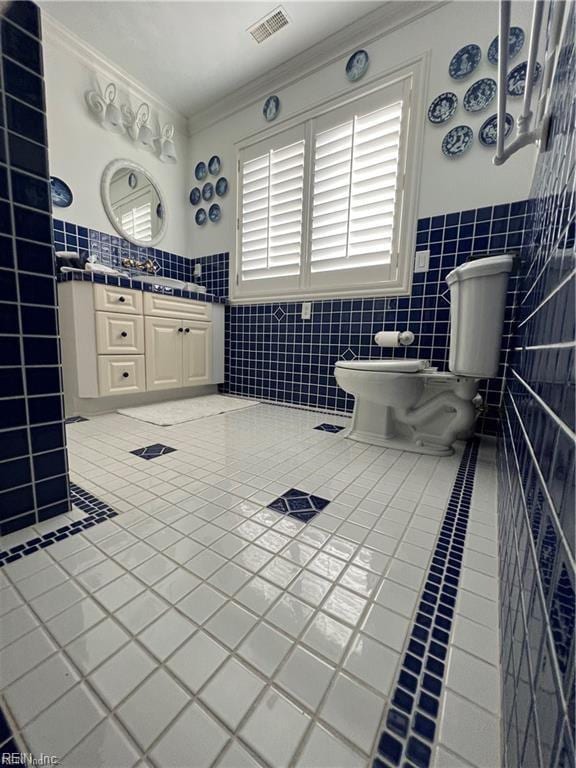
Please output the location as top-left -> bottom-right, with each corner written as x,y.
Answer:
42,15 -> 190,257
187,1 -> 536,260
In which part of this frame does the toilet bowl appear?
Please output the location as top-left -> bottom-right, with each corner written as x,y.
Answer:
334,254 -> 514,455
334,359 -> 480,455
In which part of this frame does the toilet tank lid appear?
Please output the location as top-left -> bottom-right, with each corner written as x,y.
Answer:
446,254 -> 514,285
335,359 -> 431,373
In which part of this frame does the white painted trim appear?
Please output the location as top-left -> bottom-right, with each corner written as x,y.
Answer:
41,12 -> 188,134
188,1 -> 446,134
101,159 -> 168,247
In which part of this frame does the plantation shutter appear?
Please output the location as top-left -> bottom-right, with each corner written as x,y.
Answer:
309,91 -> 405,289
121,202 -> 152,242
239,127 -> 305,294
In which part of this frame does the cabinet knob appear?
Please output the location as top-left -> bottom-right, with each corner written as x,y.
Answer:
178,327 -> 184,333
120,331 -> 128,338
118,296 -> 126,303
122,372 -> 129,378
184,327 -> 190,333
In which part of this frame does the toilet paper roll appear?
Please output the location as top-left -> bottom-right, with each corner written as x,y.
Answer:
374,331 -> 402,347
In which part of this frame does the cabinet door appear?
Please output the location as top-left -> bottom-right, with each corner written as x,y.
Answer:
145,317 -> 183,391
182,322 -> 211,386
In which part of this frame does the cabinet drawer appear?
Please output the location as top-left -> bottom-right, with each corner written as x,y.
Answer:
143,292 -> 211,321
96,312 -> 144,354
98,355 -> 145,396
94,284 -> 143,315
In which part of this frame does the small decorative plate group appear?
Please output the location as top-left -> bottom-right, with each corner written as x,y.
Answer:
190,155 -> 226,224
260,48 -> 370,124
428,28 -> 541,157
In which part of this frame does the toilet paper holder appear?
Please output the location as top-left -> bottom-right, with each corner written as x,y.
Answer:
374,330 -> 415,347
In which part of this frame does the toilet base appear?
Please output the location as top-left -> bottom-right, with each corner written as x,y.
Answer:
343,426 -> 455,456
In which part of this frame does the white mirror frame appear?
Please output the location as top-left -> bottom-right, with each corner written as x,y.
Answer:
101,158 -> 168,247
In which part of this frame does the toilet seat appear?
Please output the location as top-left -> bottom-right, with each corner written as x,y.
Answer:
335,359 -> 432,373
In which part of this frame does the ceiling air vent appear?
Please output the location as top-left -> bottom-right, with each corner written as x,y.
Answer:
248,6 -> 290,44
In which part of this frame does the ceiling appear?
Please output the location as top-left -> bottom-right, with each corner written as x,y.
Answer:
40,1 -> 387,117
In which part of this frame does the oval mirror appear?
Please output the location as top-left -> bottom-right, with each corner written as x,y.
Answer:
101,159 -> 167,246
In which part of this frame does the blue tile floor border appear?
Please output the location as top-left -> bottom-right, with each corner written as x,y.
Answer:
372,437 -> 480,768
0,482 -> 118,568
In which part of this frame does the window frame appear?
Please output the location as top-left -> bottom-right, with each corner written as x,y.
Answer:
232,55 -> 428,303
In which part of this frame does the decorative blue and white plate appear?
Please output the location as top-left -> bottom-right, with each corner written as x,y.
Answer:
479,112 -> 514,146
449,44 -> 481,80
427,92 -> 458,124
487,27 -> 525,65
263,95 -> 280,122
195,208 -> 207,226
216,177 -> 228,197
209,203 -> 221,223
346,49 -> 369,82
202,182 -> 214,201
50,177 -> 73,208
507,60 -> 542,96
463,78 -> 497,112
208,155 -> 221,175
195,161 -> 207,180
442,125 -> 473,158
189,187 -> 201,206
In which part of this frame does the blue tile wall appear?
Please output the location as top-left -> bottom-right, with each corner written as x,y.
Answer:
52,219 -> 194,283
221,200 -> 531,435
189,251 -> 229,299
0,2 -> 71,535
498,3 -> 575,767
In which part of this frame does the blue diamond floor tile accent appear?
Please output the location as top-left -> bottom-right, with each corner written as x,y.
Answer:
130,443 -> 177,460
267,487 -> 330,523
65,416 -> 89,424
314,423 -> 345,433
374,438 -> 480,768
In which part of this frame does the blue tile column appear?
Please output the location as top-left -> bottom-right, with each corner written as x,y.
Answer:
0,1 -> 71,534
497,2 -> 575,766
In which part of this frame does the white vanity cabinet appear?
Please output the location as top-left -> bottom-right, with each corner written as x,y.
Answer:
58,280 -> 224,415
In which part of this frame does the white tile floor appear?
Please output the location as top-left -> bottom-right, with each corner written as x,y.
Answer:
0,404 -> 501,768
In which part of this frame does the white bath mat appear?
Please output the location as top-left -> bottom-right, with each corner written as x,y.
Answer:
118,395 -> 259,426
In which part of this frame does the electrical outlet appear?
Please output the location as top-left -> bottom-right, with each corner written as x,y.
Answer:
301,302 -> 312,320
194,263 -> 202,277
414,249 -> 430,273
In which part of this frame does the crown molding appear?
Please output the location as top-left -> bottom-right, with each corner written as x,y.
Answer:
41,11 -> 188,134
187,0 -> 449,135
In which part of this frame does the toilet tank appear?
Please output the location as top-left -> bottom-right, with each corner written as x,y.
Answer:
446,254 -> 514,378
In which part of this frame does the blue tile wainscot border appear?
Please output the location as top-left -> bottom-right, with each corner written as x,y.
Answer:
497,3 -> 575,767
0,1 -> 72,536
53,218 -> 230,300
0,482 -> 118,567
222,198 -> 532,437
56,269 -> 226,304
372,438 -> 480,768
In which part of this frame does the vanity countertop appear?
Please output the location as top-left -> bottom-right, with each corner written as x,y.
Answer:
57,269 -> 227,304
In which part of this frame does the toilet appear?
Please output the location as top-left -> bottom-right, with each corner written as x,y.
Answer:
334,254 -> 514,456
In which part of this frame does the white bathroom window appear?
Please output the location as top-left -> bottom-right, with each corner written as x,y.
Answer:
235,63 -> 425,302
